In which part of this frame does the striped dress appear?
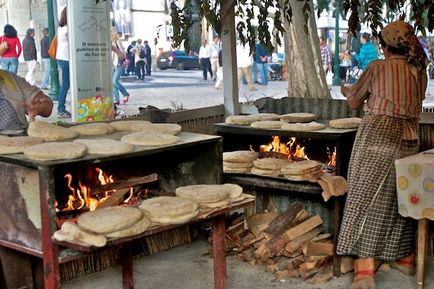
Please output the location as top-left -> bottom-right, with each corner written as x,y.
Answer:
336,55 -> 427,260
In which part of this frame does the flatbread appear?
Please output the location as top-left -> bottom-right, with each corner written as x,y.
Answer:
69,123 -> 116,136
225,113 -> 280,125
282,169 -> 323,181
223,166 -> 251,174
0,136 -> 44,154
121,132 -> 180,146
27,121 -> 79,141
105,215 -> 151,239
281,160 -> 322,175
176,185 -> 230,203
223,150 -> 258,163
223,161 -> 254,169
253,158 -> 291,170
53,222 -> 107,247
250,120 -> 287,129
279,113 -> 316,123
139,196 -> 199,219
250,167 -> 281,177
23,142 -> 87,161
110,120 -> 151,131
200,198 -> 230,209
73,139 -> 134,155
78,206 -> 143,234
222,183 -> 243,199
281,121 -> 326,131
130,123 -> 182,135
149,209 -> 199,225
329,117 -> 362,129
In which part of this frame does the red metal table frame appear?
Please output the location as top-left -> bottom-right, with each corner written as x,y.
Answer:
52,199 -> 255,289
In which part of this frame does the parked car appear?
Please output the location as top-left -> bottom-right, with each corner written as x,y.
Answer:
157,50 -> 201,70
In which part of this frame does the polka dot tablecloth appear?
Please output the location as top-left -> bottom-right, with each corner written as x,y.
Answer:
395,149 -> 434,220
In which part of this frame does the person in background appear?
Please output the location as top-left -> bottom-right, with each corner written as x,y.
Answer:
319,36 -> 332,74
253,42 -> 269,85
236,42 -> 256,91
131,39 -> 146,80
0,69 -> 53,131
210,36 -> 221,82
143,40 -> 152,76
339,50 -> 352,83
39,28 -> 50,90
354,33 -> 378,70
22,28 -> 37,86
0,24 -> 22,74
215,49 -> 223,90
111,27 -> 129,105
56,7 -> 71,118
338,21 -> 428,289
198,39 -> 212,81
126,40 -> 136,76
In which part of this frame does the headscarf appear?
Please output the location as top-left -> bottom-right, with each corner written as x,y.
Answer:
380,20 -> 429,72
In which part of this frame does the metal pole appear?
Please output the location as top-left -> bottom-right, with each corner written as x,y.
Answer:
332,3 -> 341,85
47,0 -> 59,100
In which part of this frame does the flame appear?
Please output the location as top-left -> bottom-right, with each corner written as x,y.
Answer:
258,136 -> 308,160
328,147 -> 336,167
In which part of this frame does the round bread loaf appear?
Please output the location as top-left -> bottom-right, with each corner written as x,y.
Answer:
69,123 -> 116,136
250,167 -> 281,177
27,121 -> 79,141
250,120 -> 287,129
253,158 -> 291,170
110,120 -> 151,131
279,113 -> 316,123
77,207 -> 143,234
121,132 -> 179,146
281,160 -> 322,175
23,142 -> 86,161
0,136 -> 44,154
223,166 -> 251,173
329,117 -> 362,129
281,121 -> 326,131
225,115 -> 254,125
222,183 -> 243,199
175,185 -> 230,203
105,214 -> 151,239
223,161 -> 253,169
223,150 -> 258,163
74,139 -> 133,155
200,198 -> 230,208
139,196 -> 199,219
149,210 -> 199,225
53,222 -> 107,247
130,123 -> 182,135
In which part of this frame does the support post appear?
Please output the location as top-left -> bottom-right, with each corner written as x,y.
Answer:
121,245 -> 133,289
332,1 -> 341,85
212,214 -> 227,289
221,0 -> 239,117
417,219 -> 428,289
47,0 -> 59,100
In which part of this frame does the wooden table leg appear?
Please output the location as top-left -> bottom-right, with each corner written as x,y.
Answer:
417,219 -> 428,289
332,197 -> 341,277
121,244 -> 133,289
212,214 -> 227,289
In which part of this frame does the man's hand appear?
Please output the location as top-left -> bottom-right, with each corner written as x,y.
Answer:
23,92 -> 53,121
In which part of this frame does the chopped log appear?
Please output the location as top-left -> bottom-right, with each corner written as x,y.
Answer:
294,209 -> 309,223
302,241 -> 334,257
299,257 -> 327,271
298,267 -> 321,280
96,188 -> 131,209
253,239 -> 267,249
246,211 -> 278,229
340,256 -> 354,274
266,258 -> 292,273
251,223 -> 270,239
92,173 -> 158,196
281,215 -> 323,242
282,249 -> 303,258
239,235 -> 264,252
254,243 -> 268,260
311,233 -> 332,242
306,263 -> 333,284
287,255 -> 305,270
227,220 -> 244,232
285,227 -> 323,253
287,268 -> 300,278
274,270 -> 290,280
241,247 -> 255,262
263,203 -> 303,237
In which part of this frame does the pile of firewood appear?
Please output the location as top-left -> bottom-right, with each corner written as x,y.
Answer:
226,203 -> 347,284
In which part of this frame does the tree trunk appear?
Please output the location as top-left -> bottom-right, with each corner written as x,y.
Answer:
281,0 -> 331,99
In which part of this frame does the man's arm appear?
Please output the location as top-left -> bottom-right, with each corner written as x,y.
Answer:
24,92 -> 53,120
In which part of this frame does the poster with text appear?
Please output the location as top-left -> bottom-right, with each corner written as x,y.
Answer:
68,0 -> 114,122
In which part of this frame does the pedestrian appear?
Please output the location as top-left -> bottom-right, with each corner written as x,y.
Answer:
56,7 -> 71,118
39,27 -> 50,90
319,36 -> 332,74
0,24 -> 22,74
0,68 -> 53,131
198,39 -> 212,80
143,40 -> 152,76
131,39 -> 146,80
253,42 -> 269,85
22,28 -> 37,86
111,27 -> 129,105
353,33 -> 378,70
215,49 -> 223,90
338,20 -> 428,289
210,36 -> 221,81
237,42 -> 256,91
126,40 -> 136,76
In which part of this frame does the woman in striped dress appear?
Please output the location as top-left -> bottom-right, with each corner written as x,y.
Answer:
338,21 -> 428,289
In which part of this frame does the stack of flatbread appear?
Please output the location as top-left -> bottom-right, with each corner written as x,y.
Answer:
130,123 -> 182,135
0,136 -> 44,154
53,221 -> 107,247
110,120 -> 151,131
77,206 -> 150,239
329,117 -> 362,129
223,150 -> 258,173
225,113 -> 280,126
175,184 -> 231,209
139,196 -> 199,225
27,121 -> 79,141
279,113 -> 316,123
23,142 -> 87,161
69,123 -> 116,136
221,183 -> 253,203
281,121 -> 326,132
281,160 -> 323,181
250,120 -> 287,129
251,158 -> 291,177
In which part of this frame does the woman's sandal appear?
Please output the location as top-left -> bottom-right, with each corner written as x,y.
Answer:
348,258 -> 376,289
122,95 -> 129,104
390,254 -> 415,275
